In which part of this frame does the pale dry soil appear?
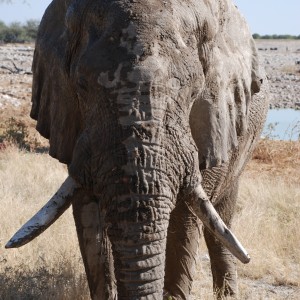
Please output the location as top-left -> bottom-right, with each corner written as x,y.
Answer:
0,43 -> 300,299
0,44 -> 48,148
256,39 -> 300,109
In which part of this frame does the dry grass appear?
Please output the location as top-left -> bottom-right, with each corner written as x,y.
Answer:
236,176 -> 300,285
0,146 -> 89,299
249,139 -> 300,184
191,139 -> 300,299
1,140 -> 300,299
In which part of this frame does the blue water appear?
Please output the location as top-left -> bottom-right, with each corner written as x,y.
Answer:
263,109 -> 300,140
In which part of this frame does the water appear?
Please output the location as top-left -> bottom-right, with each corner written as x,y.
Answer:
263,109 -> 300,140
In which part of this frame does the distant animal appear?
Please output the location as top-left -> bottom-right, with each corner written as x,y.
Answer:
6,0 -> 269,299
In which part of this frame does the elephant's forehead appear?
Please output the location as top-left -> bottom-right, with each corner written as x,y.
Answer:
73,20 -> 204,92
64,0 -> 220,83
65,0 -> 218,43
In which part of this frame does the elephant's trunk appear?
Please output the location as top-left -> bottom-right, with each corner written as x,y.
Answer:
102,141 -> 178,298
108,193 -> 171,299
88,69 -> 193,297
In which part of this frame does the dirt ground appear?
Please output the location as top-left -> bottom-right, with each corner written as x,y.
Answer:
0,44 -> 48,147
256,39 -> 300,109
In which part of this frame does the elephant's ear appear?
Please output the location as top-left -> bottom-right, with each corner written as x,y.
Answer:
190,3 -> 265,169
30,0 -> 82,164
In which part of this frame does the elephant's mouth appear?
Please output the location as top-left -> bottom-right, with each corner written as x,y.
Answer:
5,174 -> 250,264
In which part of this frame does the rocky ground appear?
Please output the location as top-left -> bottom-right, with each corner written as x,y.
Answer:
256,39 -> 300,109
0,44 -> 33,124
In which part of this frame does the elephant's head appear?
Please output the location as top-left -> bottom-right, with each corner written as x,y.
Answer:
7,0 -> 268,298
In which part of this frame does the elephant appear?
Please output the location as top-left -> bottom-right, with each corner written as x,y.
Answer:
6,0 -> 269,299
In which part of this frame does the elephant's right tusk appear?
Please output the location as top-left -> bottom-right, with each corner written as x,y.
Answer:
193,185 -> 250,264
5,176 -> 80,249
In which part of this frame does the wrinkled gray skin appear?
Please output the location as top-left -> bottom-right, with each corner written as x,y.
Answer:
30,0 -> 268,299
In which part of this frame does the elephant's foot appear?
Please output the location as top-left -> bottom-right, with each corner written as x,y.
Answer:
204,229 -> 238,299
213,270 -> 238,299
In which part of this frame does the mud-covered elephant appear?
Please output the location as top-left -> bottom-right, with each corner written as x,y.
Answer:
6,0 -> 269,299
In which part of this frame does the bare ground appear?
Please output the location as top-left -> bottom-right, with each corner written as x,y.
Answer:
256,39 -> 300,109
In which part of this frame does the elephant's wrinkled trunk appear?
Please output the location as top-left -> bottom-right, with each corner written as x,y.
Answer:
108,193 -> 171,299
100,133 -> 182,298
101,144 -> 178,298
69,68 -> 197,296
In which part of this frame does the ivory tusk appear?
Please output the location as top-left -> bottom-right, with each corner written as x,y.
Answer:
5,176 -> 80,249
193,185 -> 250,264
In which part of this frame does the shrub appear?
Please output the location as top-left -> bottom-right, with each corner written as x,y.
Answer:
0,117 -> 30,149
23,19 -> 39,40
253,33 -> 300,40
0,19 -> 39,43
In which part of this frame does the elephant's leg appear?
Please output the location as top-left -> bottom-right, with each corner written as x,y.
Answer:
164,200 -> 201,299
72,190 -> 116,300
203,181 -> 239,298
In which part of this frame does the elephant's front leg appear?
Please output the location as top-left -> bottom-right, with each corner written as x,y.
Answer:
204,181 -> 239,298
164,200 -> 201,299
72,190 -> 116,299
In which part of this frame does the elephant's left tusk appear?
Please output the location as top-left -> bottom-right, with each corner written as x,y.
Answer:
5,176 -> 80,249
192,185 -> 250,264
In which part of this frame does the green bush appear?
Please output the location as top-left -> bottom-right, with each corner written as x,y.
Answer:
0,19 -> 39,43
253,33 -> 300,40
23,19 -> 39,40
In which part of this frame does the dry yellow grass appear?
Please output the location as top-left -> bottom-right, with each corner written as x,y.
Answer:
1,141 -> 300,299
237,175 -> 300,284
191,139 -> 300,299
0,146 -> 89,299
249,139 -> 300,184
